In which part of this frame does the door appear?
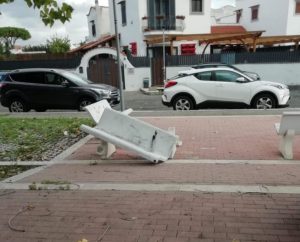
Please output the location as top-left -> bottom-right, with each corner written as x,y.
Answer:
212,70 -> 251,103
42,72 -> 78,108
192,71 -> 216,102
9,72 -> 47,106
87,57 -> 119,88
151,57 -> 164,86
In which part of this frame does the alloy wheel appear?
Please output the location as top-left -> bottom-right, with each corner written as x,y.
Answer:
79,100 -> 92,111
10,101 -> 25,112
175,98 -> 191,110
256,97 -> 273,109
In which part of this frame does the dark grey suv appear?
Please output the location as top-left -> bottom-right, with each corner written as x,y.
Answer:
0,69 -> 120,112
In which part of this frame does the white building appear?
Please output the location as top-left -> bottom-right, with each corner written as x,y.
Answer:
86,0 -> 111,42
211,5 -> 237,25
236,0 -> 300,36
108,0 -> 211,56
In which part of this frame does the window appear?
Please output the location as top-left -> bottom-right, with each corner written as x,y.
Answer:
236,9 -> 242,23
191,0 -> 203,13
214,71 -> 241,82
147,0 -> 176,30
250,5 -> 259,21
296,0 -> 300,14
120,1 -> 127,25
45,73 -> 65,85
10,72 -> 45,84
194,72 -> 212,81
90,21 -> 96,37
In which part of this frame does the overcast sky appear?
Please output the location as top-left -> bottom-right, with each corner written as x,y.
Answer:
0,0 -> 235,47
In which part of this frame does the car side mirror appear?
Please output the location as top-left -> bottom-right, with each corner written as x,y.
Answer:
236,77 -> 247,83
61,80 -> 69,87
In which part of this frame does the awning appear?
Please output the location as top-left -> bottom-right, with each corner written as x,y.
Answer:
144,31 -> 264,54
69,35 -> 116,53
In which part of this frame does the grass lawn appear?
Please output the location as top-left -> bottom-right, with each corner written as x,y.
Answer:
0,117 -> 93,161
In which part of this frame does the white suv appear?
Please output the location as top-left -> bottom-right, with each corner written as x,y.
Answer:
162,67 -> 290,110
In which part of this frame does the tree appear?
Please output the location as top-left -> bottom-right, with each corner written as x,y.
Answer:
0,27 -> 31,55
0,42 -> 4,55
0,0 -> 73,26
47,35 -> 70,54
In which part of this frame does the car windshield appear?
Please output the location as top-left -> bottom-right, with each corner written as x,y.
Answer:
60,71 -> 93,85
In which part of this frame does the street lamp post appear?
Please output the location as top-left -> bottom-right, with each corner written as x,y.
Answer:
112,0 -> 125,111
162,25 -> 166,83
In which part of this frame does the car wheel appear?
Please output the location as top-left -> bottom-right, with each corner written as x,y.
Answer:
78,98 -> 93,111
173,95 -> 194,110
252,94 -> 276,109
9,98 -> 29,112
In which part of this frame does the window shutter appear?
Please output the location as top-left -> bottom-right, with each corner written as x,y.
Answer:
130,42 -> 137,56
251,5 -> 259,20
296,2 -> 300,14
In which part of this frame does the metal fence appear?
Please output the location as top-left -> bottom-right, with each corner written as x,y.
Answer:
127,56 -> 150,67
235,51 -> 300,64
0,54 -> 82,70
127,50 -> 300,67
2,50 -> 300,71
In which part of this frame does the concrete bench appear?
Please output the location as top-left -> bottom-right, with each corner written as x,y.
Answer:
84,100 -> 133,124
275,112 -> 300,159
84,100 -> 133,159
81,108 -> 178,163
80,100 -> 182,162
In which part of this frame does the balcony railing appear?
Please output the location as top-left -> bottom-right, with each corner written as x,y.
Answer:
142,15 -> 185,32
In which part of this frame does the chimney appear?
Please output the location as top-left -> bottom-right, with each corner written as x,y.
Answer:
95,0 -> 99,5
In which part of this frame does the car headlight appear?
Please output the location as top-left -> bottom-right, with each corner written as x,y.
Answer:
92,89 -> 110,97
269,84 -> 285,89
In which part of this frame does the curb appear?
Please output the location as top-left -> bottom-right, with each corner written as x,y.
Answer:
140,88 -> 162,95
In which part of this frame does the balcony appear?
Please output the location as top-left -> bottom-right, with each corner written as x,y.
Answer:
142,15 -> 185,33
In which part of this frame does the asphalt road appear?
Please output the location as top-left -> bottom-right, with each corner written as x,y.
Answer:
0,87 -> 299,113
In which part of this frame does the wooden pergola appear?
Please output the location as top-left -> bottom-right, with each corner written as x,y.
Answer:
144,32 -> 300,55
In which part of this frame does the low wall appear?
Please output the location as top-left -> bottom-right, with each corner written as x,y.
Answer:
235,63 -> 300,86
125,67 -> 151,91
126,63 -> 300,90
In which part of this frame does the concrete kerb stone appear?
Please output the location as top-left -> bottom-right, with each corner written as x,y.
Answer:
2,159 -> 300,167
3,182 -> 300,194
1,165 -> 48,183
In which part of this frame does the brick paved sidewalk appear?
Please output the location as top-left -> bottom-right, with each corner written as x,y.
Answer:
69,115 -> 300,161
18,163 -> 300,186
2,115 -> 300,242
1,190 -> 300,242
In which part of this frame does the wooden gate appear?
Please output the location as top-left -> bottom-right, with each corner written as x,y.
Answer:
151,57 -> 164,86
87,58 -> 119,88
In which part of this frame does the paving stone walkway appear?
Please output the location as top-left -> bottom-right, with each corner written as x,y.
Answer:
1,114 -> 300,242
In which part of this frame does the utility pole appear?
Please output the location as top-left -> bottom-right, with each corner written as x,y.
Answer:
112,0 -> 125,111
162,19 -> 166,83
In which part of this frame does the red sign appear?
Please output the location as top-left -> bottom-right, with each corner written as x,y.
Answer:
181,43 -> 196,55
